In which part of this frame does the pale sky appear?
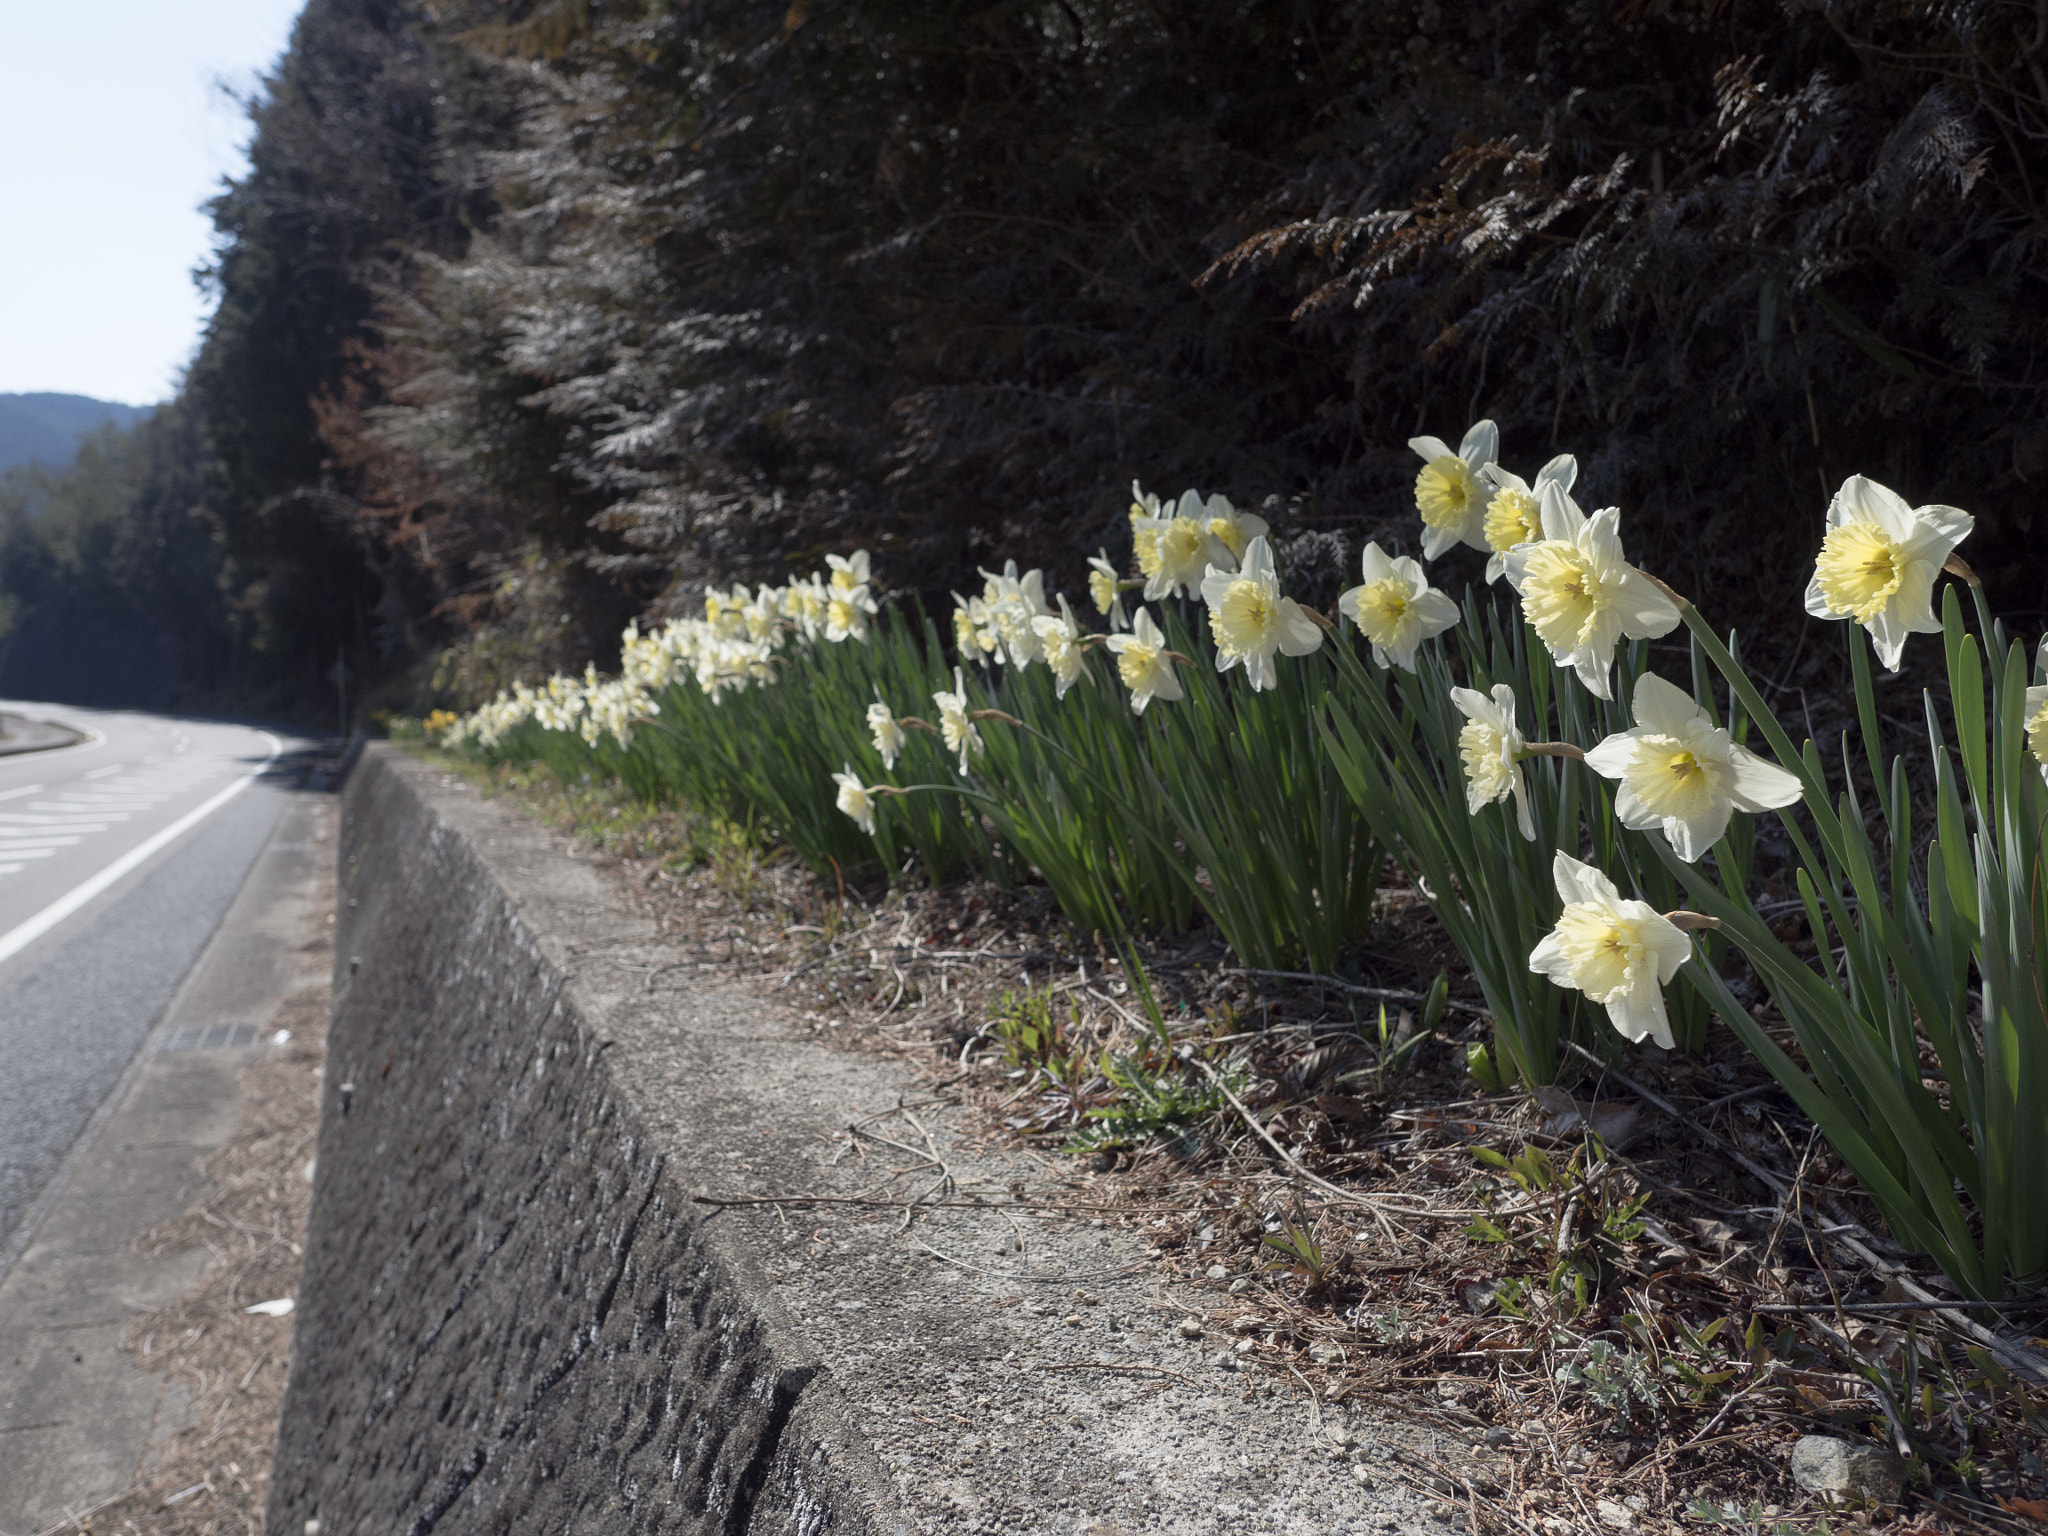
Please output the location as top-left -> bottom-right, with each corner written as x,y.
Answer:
0,0 -> 307,406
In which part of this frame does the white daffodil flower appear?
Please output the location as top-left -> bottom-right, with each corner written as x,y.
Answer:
1087,549 -> 1130,630
1504,482 -> 1681,700
1449,684 -> 1535,840
932,667 -> 984,771
824,581 -> 879,643
1803,475 -> 1974,672
867,695 -> 906,769
1105,607 -> 1184,714
1583,673 -> 1803,861
1030,595 -> 1089,699
951,592 -> 1001,660
1136,490 -> 1230,600
1338,541 -> 1462,672
976,561 -> 1053,667
2024,684 -> 2048,785
1408,419 -> 1500,560
1478,453 -> 1576,584
1199,535 -> 1325,691
826,549 -> 873,594
1529,853 -> 1693,1050
832,766 -> 878,835
1198,492 -> 1269,565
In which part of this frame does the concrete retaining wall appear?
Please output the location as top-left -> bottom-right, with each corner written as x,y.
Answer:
269,748 -> 897,1536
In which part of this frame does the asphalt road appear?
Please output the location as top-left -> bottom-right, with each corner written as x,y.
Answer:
0,704 -> 309,1255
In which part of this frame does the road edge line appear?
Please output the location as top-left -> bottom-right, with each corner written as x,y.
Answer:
0,733 -> 282,969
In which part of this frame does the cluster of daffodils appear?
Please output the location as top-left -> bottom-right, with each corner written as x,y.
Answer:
1403,420 -> 2029,1048
435,550 -> 886,751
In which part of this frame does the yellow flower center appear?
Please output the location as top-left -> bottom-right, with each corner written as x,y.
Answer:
1210,578 -> 1278,655
1208,516 -> 1248,562
1133,516 -> 1163,577
2027,698 -> 2048,768
953,609 -> 978,653
1483,486 -> 1541,553
1116,640 -> 1161,691
1415,455 -> 1478,530
1519,542 -> 1607,649
1814,522 -> 1906,622
1458,720 -> 1512,803
1552,903 -> 1644,1004
1625,738 -> 1720,822
1349,577 -> 1414,648
830,567 -> 860,594
1158,518 -> 1206,573
1089,568 -> 1118,615
828,596 -> 861,631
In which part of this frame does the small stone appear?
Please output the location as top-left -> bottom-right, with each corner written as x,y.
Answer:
1227,1277 -> 1251,1295
1178,1317 -> 1204,1339
305,1523 -> 321,1536
1064,1314 -> 1084,1327
1234,1338 -> 1254,1355
1307,1340 -> 1346,1366
1210,1350 -> 1238,1372
1594,1498 -> 1632,1529
1349,1463 -> 1373,1485
1788,1435 -> 1905,1504
1206,1263 -> 1230,1281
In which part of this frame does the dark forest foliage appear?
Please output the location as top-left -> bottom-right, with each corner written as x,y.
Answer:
8,0 -> 2044,714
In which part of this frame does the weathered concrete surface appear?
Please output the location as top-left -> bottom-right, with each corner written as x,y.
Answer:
271,747 -> 1452,1536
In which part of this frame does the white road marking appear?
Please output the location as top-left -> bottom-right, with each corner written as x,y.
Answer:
83,764 -> 125,779
0,734 -> 282,966
0,785 -> 42,803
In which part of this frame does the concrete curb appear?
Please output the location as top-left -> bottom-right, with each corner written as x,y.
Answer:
271,747 -> 1444,1536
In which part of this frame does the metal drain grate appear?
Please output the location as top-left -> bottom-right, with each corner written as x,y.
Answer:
160,1023 -> 262,1052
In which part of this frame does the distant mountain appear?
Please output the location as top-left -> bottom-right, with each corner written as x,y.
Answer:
0,393 -> 154,474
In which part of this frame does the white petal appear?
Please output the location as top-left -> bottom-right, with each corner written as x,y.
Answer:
1421,523 -> 1458,561
1889,560 -> 1942,634
1571,643 -> 1615,700
1358,541 -> 1396,581
1449,686 -> 1493,723
1391,553 -> 1429,591
1631,672 -> 1701,734
1460,419 -> 1500,468
1484,552 -> 1510,584
1536,453 -> 1577,493
1409,435 -> 1455,462
1866,607 -> 1911,671
1529,931 -> 1575,988
1610,567 -> 1682,640
1901,503 -> 1975,563
1247,651 -> 1277,691
1276,602 -> 1325,656
1724,746 -> 1804,810
1583,733 -> 1638,780
1200,567 -> 1235,607
1605,980 -> 1676,1050
1845,476 -> 1918,542
1538,481 -> 1585,541
1643,913 -> 1694,984
1509,765 -> 1536,840
1664,799 -> 1731,862
1241,537 -> 1276,580
1411,589 -> 1463,635
1551,851 -> 1618,907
